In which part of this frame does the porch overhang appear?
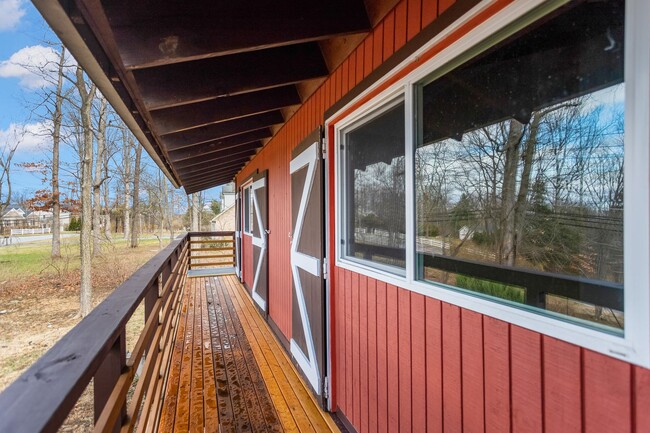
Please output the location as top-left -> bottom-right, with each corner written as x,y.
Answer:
31,0 -> 385,193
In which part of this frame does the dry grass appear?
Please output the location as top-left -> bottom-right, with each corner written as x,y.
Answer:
0,235 -> 171,431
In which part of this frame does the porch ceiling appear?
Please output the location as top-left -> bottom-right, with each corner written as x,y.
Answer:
32,0 -> 378,193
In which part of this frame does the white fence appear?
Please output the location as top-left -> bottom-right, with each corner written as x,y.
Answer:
10,227 -> 51,235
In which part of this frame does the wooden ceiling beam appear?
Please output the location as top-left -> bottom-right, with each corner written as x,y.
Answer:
150,86 -> 301,135
133,43 -> 329,110
161,111 -> 283,150
184,173 -> 237,192
185,177 -> 236,193
179,158 -> 252,182
173,142 -> 261,170
174,147 -> 259,175
108,0 -> 370,69
168,130 -> 269,163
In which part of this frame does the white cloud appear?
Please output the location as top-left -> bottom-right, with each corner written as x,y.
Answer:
0,121 -> 52,153
0,45 -> 73,89
0,0 -> 25,31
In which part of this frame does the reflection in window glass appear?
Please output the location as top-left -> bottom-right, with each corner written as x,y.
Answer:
415,0 -> 625,330
344,100 -> 406,271
243,186 -> 251,233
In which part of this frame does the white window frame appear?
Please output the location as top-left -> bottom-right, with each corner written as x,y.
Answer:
338,94 -> 408,277
242,182 -> 253,236
330,0 -> 650,367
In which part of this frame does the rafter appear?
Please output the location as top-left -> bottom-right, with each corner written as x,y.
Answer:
150,86 -> 301,135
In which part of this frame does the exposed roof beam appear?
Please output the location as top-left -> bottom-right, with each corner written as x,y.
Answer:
150,86 -> 301,135
175,148 -> 259,175
160,111 -> 283,150
180,158 -> 252,183
168,130 -> 269,162
133,43 -> 329,110
174,143 -> 261,171
185,175 -> 237,193
107,0 -> 370,69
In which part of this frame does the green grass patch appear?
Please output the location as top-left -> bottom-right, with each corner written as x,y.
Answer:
0,236 -> 168,280
455,274 -> 525,303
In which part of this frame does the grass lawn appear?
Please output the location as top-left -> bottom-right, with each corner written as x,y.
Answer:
0,234 -> 174,399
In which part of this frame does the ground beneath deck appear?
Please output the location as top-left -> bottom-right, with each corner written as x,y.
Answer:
159,274 -> 339,433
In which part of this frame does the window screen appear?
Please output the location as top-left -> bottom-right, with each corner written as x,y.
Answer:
342,99 -> 406,272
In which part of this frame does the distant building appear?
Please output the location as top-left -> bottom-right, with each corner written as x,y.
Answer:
210,204 -> 235,232
0,207 -> 26,228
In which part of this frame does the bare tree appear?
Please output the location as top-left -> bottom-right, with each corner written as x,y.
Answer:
191,193 -> 199,231
0,133 -> 18,215
74,65 -> 97,317
92,96 -> 107,256
130,141 -> 142,248
122,130 -> 132,240
50,47 -> 69,257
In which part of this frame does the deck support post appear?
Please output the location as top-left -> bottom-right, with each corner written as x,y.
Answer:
94,329 -> 126,433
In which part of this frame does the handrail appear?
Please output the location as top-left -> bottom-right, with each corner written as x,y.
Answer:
0,233 -> 191,433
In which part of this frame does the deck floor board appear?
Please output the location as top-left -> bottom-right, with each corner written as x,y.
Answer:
158,275 -> 339,433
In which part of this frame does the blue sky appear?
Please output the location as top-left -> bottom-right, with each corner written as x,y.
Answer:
0,0 -> 220,203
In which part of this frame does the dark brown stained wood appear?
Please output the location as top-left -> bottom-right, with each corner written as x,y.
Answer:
133,43 -> 329,110
175,147 -> 259,176
175,141 -> 262,170
180,160 -> 252,183
161,111 -> 284,150
185,175 -> 238,191
150,86 -> 302,135
185,178 -> 238,194
185,176 -> 238,192
104,0 -> 370,69
168,131 -> 269,162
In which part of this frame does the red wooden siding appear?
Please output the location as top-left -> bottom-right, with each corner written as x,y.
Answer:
234,0 -> 650,432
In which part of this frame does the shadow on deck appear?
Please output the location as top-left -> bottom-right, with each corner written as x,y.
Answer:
160,274 -> 339,433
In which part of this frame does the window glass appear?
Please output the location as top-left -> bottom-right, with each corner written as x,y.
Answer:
415,0 -> 625,331
343,99 -> 406,272
243,186 -> 251,234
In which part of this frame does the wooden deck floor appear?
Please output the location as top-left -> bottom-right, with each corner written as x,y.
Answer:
158,274 -> 340,433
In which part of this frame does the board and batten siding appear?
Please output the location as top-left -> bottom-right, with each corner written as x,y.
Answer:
236,0 -> 650,431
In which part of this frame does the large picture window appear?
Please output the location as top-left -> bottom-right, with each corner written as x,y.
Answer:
340,98 -> 406,274
333,0 -> 650,364
415,0 -> 625,331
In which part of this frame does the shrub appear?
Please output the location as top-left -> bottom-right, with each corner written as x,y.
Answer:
67,217 -> 81,231
455,274 -> 525,303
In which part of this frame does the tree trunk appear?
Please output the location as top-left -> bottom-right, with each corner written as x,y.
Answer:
75,66 -> 97,317
191,193 -> 199,231
130,142 -> 142,248
103,144 -> 112,240
92,97 -> 107,257
498,119 -> 524,266
51,47 -> 66,258
123,131 -> 131,240
168,188 -> 175,241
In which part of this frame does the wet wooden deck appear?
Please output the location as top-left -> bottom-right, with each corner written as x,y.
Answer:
158,274 -> 340,433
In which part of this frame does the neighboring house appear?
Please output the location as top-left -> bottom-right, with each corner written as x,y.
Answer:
0,207 -> 26,228
1,208 -> 72,230
210,203 -> 235,232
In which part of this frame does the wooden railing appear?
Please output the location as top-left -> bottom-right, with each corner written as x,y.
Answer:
188,231 -> 236,270
0,233 -> 195,433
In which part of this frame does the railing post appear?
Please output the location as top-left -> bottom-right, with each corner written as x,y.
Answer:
188,233 -> 192,270
94,329 -> 126,433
